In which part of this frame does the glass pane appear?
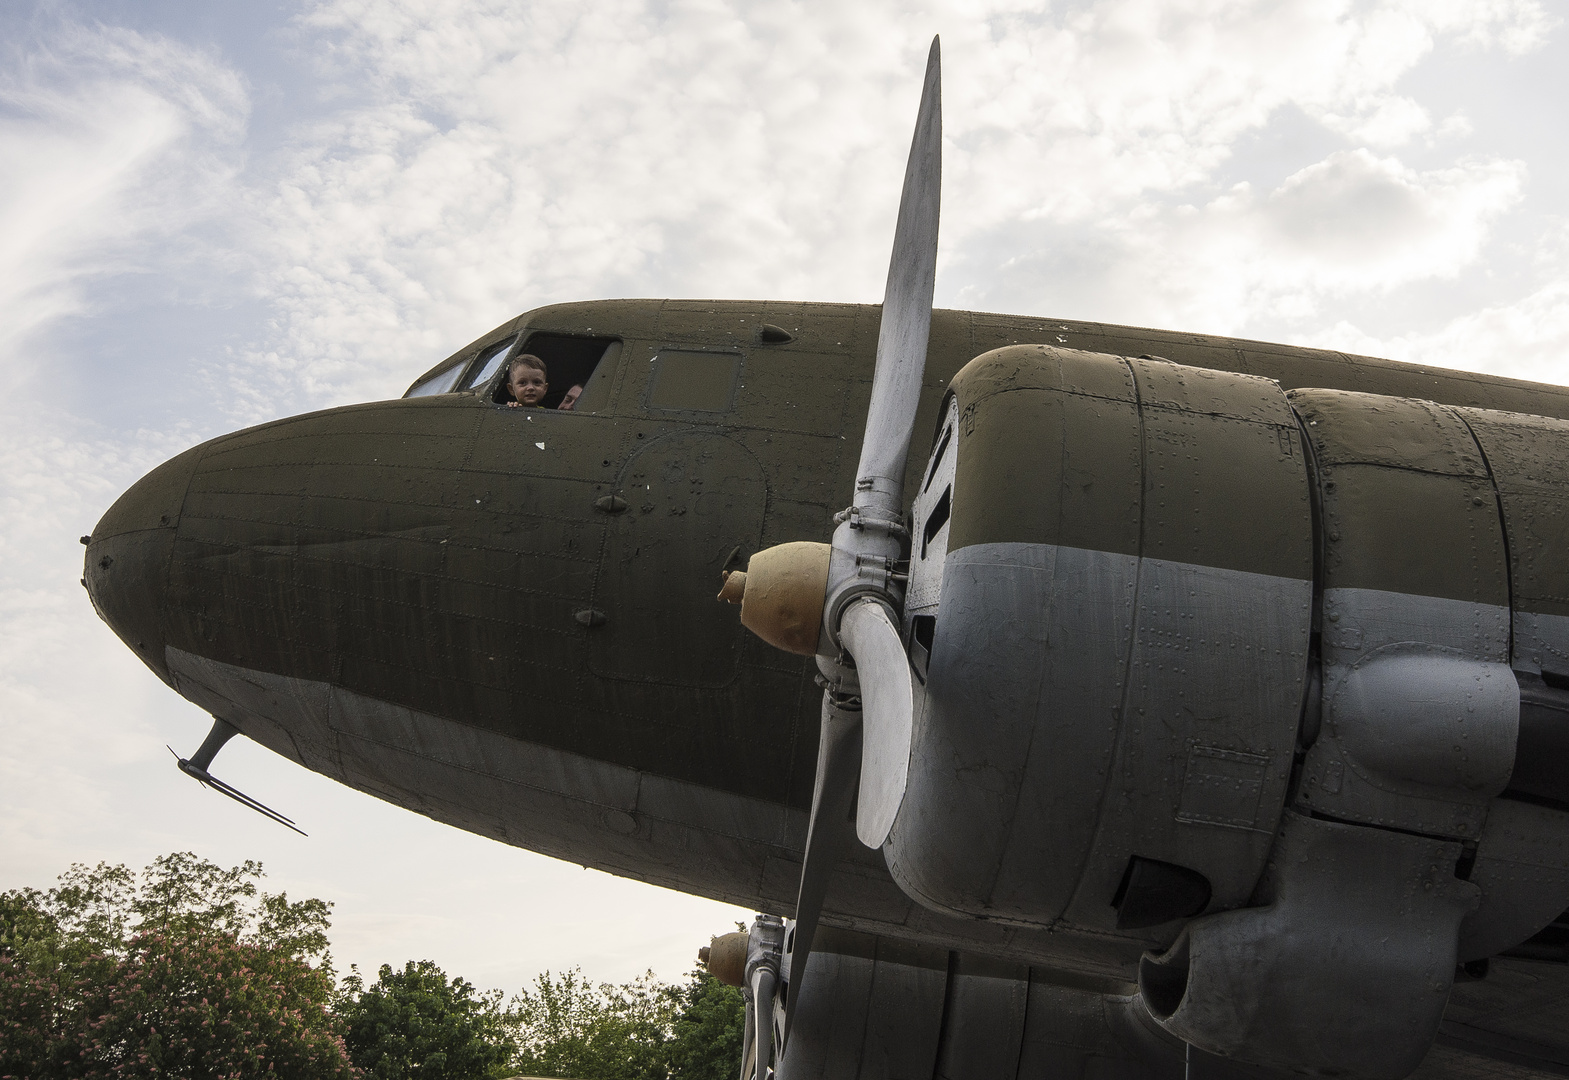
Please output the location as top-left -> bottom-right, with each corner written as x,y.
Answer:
405,360 -> 466,398
463,339 -> 515,391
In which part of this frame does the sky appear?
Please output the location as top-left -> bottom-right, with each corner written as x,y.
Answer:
3,0 -> 1569,993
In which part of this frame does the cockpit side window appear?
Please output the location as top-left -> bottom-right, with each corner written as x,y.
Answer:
460,338 -> 517,392
486,333 -> 622,412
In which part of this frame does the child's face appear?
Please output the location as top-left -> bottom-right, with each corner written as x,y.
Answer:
509,365 -> 547,406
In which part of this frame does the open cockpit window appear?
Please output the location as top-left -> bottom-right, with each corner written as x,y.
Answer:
486,332 -> 622,412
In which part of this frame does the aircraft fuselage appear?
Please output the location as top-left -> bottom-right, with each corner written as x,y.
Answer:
83,298 -> 1569,984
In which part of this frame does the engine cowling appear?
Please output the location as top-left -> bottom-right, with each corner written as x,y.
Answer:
890,345 -> 1315,931
882,344 -> 1569,1078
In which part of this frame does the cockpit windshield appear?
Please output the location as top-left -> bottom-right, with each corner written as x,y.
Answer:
405,336 -> 516,398
405,360 -> 465,398
404,331 -> 620,411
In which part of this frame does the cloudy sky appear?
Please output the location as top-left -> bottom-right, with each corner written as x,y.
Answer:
3,0 -> 1567,992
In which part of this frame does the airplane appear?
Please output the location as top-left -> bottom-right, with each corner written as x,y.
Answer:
81,35 -> 1569,1080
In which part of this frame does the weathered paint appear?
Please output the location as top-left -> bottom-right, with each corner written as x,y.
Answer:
84,298 -> 1569,1014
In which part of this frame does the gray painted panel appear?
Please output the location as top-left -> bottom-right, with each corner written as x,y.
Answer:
1513,610 -> 1569,676
1304,590 -> 1519,838
860,952 -> 947,1080
1064,557 -> 1310,930
1322,587 -> 1509,667
887,542 -> 1134,926
1460,798 -> 1569,961
1016,978 -> 1160,1080
890,544 -> 1310,935
934,963 -> 1029,1080
324,683 -> 642,810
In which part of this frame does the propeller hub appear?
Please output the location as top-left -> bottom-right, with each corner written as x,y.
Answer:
717,541 -> 831,656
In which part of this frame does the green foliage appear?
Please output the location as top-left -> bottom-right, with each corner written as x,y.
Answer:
509,968 -> 679,1080
67,929 -> 352,1079
2,852 -> 749,1080
668,971 -> 746,1080
506,968 -> 743,1080
0,853 -> 352,1080
339,959 -> 515,1080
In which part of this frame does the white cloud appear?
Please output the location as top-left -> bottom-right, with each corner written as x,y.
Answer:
0,22 -> 247,379
227,0 -> 1554,413
1318,277 -> 1569,386
950,147 -> 1526,334
0,14 -> 253,921
0,17 -> 251,854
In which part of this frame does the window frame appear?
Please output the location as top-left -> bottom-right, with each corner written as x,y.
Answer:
641,347 -> 745,416
457,336 -> 519,395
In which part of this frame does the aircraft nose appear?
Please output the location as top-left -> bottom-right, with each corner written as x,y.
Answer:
84,444 -> 204,686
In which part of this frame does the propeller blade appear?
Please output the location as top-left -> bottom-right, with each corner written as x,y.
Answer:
839,599 -> 915,847
720,39 -> 941,1058
784,692 -> 862,1044
854,35 -> 941,517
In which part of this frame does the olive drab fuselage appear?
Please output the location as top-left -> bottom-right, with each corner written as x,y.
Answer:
85,299 -> 1569,986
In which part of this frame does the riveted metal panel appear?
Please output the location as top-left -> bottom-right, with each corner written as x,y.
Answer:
1293,390 -> 1507,605
1458,798 -> 1569,961
946,345 -> 1141,556
1458,410 -> 1569,673
934,954 -> 1030,1080
1062,558 -> 1311,930
892,348 -> 1311,938
1132,358 -> 1313,580
1059,362 -> 1312,931
1294,390 -> 1516,839
778,929 -> 947,1080
888,542 -> 1136,925
591,430 -> 767,687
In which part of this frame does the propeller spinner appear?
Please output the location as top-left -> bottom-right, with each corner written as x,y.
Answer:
717,33 -> 940,1055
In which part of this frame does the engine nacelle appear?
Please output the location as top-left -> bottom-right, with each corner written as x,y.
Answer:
884,345 -> 1569,1078
890,346 -> 1315,933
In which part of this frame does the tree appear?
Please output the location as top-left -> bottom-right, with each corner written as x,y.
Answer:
505,967 -> 743,1080
70,929 -> 353,1078
0,853 -> 354,1080
668,971 -> 745,1080
508,968 -> 680,1080
2,853 -> 748,1080
338,959 -> 514,1080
